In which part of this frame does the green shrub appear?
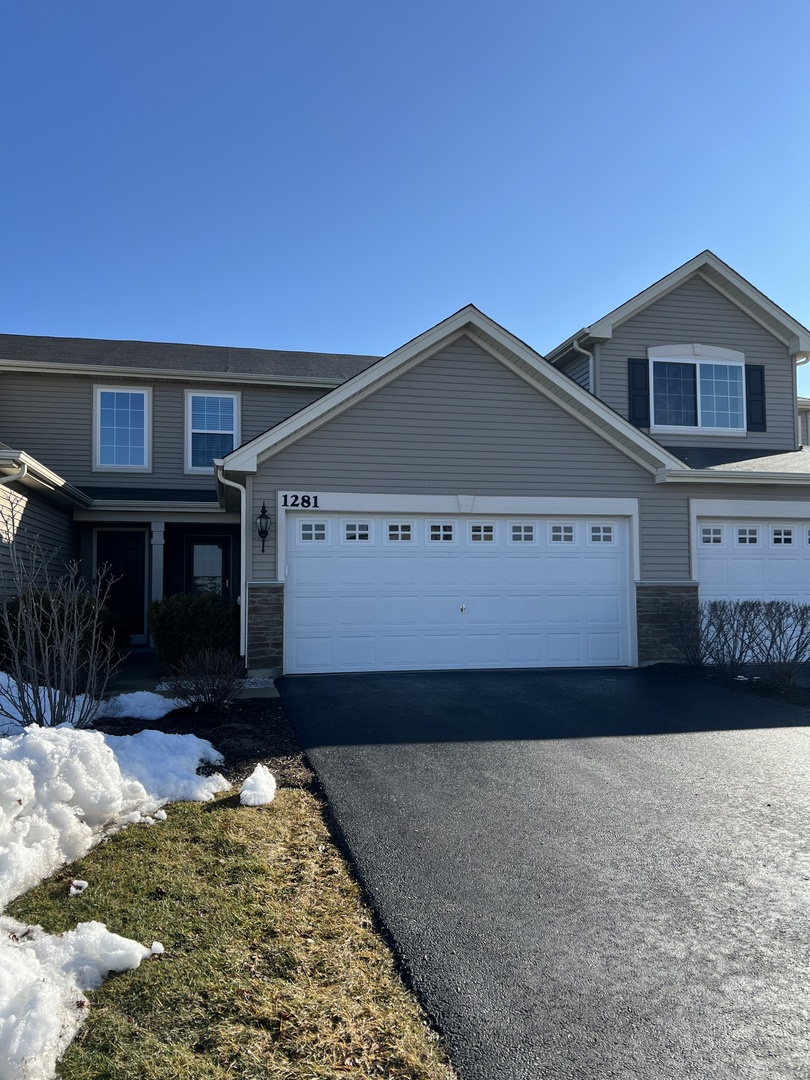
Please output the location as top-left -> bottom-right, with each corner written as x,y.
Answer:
148,593 -> 240,673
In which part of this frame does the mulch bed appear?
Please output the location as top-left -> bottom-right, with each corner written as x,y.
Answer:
93,698 -> 316,790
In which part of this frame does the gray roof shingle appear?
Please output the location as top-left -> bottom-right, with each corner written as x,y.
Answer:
0,334 -> 380,382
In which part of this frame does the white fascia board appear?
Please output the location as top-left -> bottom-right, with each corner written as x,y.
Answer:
586,252 -> 810,348
74,508 -> 240,522
1,451 -> 92,506
0,358 -> 348,388
222,305 -> 684,476
690,498 -> 810,518
657,468 -> 810,485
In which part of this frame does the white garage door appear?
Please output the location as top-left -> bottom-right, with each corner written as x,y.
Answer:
285,514 -> 631,673
697,519 -> 810,600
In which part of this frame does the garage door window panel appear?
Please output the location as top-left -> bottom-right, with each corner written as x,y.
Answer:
735,526 -> 759,546
700,526 -> 724,546
549,523 -> 577,544
588,523 -> 615,545
770,526 -> 794,547
429,523 -> 456,544
342,521 -> 372,543
300,521 -> 328,543
469,523 -> 495,543
509,523 -> 536,544
386,522 -> 414,543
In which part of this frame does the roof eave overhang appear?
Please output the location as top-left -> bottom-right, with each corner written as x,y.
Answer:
656,468 -> 810,486
0,451 -> 92,507
0,358 -> 351,389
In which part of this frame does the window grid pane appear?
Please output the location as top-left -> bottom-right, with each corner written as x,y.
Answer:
344,522 -> 370,541
736,527 -> 758,545
98,390 -> 147,467
511,524 -> 534,542
701,527 -> 722,545
699,364 -> 744,429
653,362 -> 696,426
772,528 -> 793,545
429,523 -> 454,542
470,524 -> 494,542
551,524 -> 575,543
300,522 -> 326,541
387,523 -> 412,542
590,524 -> 613,543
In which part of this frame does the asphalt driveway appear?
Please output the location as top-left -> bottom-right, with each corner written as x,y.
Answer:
277,669 -> 810,1080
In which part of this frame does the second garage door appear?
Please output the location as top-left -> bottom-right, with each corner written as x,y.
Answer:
285,514 -> 632,673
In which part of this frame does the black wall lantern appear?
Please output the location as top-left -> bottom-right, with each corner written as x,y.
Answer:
256,501 -> 270,553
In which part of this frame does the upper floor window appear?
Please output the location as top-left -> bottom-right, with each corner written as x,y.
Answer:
94,386 -> 151,470
186,391 -> 240,472
648,345 -> 746,433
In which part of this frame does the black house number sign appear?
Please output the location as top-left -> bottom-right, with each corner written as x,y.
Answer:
281,494 -> 320,508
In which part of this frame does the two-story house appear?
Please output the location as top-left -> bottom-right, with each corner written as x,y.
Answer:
3,251 -> 810,675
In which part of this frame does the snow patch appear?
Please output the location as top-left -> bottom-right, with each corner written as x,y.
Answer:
239,763 -> 277,806
0,720 -> 230,1080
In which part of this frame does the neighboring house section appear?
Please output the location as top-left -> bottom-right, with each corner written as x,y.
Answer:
0,337 -> 377,643
4,252 -> 810,676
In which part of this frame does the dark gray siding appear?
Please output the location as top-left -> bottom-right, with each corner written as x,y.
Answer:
0,483 -> 79,596
558,353 -> 590,390
251,337 -> 700,580
598,274 -> 797,452
0,374 -> 328,492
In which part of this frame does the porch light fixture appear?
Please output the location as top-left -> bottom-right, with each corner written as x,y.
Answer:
256,501 -> 270,553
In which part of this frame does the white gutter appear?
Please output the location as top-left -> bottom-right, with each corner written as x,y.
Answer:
656,467 -> 810,485
215,465 -> 248,658
0,463 -> 27,486
571,337 -> 595,394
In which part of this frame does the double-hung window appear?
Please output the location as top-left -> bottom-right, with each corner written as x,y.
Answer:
94,386 -> 151,470
648,345 -> 746,434
186,391 -> 240,472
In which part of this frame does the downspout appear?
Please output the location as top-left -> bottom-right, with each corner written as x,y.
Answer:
571,337 -> 595,395
0,463 -> 27,487
795,354 -> 810,446
215,466 -> 248,658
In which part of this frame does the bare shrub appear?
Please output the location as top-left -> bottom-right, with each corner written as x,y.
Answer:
702,599 -> 762,676
166,648 -> 245,713
667,599 -> 710,666
0,535 -> 120,728
749,600 -> 810,690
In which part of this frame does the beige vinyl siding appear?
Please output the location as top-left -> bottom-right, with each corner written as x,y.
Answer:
0,375 -> 328,490
0,483 -> 79,595
250,337 -> 704,580
558,353 -> 590,390
598,274 -> 797,452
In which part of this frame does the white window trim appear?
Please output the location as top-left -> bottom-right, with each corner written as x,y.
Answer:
648,344 -> 746,436
185,390 -> 241,474
93,385 -> 152,472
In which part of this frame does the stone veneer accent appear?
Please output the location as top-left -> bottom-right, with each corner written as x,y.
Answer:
636,582 -> 699,664
246,582 -> 285,674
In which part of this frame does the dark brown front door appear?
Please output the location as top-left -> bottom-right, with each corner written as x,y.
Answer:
96,530 -> 148,643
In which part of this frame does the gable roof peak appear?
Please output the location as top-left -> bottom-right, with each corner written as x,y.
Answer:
547,251 -> 810,362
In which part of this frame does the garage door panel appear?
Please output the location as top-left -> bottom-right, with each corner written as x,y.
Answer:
698,518 -> 810,603
586,594 -> 623,625
547,634 -> 584,662
587,633 -> 624,663
286,513 -> 630,673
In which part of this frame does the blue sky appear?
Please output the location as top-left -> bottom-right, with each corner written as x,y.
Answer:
3,2 -> 810,387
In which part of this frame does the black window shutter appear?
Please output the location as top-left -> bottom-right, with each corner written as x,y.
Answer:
745,365 -> 766,431
628,359 -> 650,427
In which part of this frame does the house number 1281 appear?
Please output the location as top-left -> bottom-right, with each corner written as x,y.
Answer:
281,494 -> 319,508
